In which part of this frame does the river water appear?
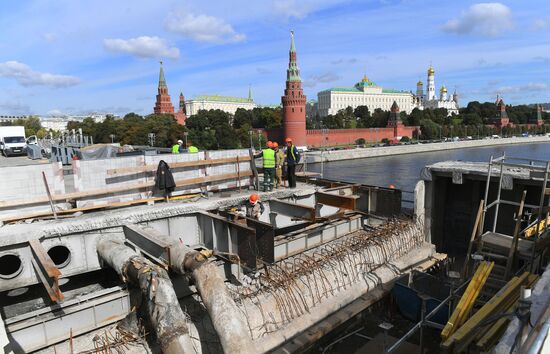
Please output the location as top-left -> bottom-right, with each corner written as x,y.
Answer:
307,142 -> 550,192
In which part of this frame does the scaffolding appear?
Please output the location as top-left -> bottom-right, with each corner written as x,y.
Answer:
475,154 -> 550,281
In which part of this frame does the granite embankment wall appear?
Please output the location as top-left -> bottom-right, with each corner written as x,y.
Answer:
303,136 -> 550,163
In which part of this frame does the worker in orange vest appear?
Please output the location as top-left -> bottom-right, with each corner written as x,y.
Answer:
244,193 -> 264,219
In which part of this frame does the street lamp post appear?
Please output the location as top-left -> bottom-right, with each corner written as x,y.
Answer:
248,130 -> 253,149
257,130 -> 261,149
183,131 -> 188,148
148,133 -> 155,147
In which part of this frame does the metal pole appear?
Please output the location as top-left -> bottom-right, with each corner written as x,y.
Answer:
321,149 -> 324,178
493,154 -> 506,232
530,162 -> 550,272
41,172 -> 57,219
480,155 -> 494,232
386,279 -> 469,353
419,294 -> 429,354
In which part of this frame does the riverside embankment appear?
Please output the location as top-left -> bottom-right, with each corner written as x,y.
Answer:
303,136 -> 550,163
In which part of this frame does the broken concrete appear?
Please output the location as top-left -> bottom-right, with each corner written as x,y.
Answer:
96,238 -> 196,354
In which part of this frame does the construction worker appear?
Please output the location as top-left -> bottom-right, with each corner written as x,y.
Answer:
254,141 -> 276,191
244,193 -> 265,219
285,137 -> 300,188
274,142 -> 285,188
188,144 -> 199,153
172,140 -> 183,154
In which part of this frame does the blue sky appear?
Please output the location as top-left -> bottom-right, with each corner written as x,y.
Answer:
0,0 -> 549,116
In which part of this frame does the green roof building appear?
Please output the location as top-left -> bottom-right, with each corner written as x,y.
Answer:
185,88 -> 257,116
317,75 -> 414,117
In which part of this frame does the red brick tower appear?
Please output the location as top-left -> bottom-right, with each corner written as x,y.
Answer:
494,95 -> 509,127
153,61 -> 175,115
387,101 -> 404,137
174,92 -> 187,125
281,31 -> 307,147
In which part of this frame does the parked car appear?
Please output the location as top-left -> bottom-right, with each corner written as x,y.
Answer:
0,126 -> 27,156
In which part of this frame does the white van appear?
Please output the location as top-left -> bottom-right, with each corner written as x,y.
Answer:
0,126 -> 27,156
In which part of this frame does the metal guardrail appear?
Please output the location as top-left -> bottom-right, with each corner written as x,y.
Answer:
386,279 -> 470,353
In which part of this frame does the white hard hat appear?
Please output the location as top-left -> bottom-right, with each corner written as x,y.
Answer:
177,139 -> 183,144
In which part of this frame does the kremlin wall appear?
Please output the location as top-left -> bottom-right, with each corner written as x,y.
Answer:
270,31 -> 418,147
152,31 -> 419,148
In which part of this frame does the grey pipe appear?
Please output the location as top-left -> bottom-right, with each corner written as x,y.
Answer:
170,246 -> 255,354
97,238 -> 195,354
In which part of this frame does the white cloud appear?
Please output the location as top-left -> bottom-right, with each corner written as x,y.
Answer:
256,67 -> 272,74
303,72 -> 341,87
533,56 -> 550,63
442,3 -> 513,37
165,12 -> 245,43
47,109 -> 65,116
494,82 -> 548,94
0,61 -> 80,88
103,36 -> 180,59
531,19 -> 548,31
42,32 -> 57,43
0,101 -> 31,114
273,0 -> 314,20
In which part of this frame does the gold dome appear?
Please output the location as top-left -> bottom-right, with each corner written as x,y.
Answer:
362,74 -> 369,82
440,85 -> 447,93
427,65 -> 435,76
417,80 -> 423,86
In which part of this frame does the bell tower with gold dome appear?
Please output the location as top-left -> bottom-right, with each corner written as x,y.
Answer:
427,65 -> 436,100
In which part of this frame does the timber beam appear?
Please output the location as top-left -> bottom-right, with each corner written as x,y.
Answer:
28,239 -> 64,302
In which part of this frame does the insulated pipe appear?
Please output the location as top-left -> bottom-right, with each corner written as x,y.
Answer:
96,238 -> 195,354
170,246 -> 255,354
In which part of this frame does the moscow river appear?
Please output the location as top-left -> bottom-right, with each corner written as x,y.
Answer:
307,142 -> 550,192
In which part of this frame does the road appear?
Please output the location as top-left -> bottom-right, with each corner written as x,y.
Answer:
0,155 -> 49,167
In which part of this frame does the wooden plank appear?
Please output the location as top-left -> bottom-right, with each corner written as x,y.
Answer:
462,199 -> 484,278
2,194 -> 201,223
28,239 -> 64,302
106,155 -> 251,175
0,171 -> 252,209
504,190 -> 527,279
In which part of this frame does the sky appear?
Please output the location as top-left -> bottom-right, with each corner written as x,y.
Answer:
0,0 -> 549,116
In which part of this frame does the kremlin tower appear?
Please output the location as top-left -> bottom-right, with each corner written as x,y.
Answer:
153,62 -> 186,125
387,101 -> 405,137
281,31 -> 307,147
174,92 -> 187,125
494,95 -> 509,127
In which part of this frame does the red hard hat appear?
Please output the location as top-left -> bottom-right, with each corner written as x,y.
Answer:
285,137 -> 292,143
267,141 -> 273,148
273,142 -> 278,148
249,194 -> 258,203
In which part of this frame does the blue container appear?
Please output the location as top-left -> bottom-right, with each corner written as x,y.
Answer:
392,271 -> 450,325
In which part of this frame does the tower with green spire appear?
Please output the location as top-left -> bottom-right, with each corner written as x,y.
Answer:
281,30 -> 307,146
154,61 -> 175,115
